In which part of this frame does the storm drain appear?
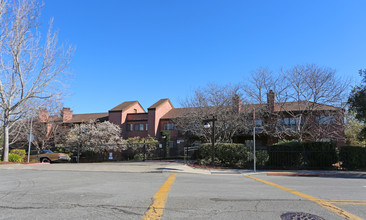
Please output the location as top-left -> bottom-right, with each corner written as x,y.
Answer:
280,212 -> 325,220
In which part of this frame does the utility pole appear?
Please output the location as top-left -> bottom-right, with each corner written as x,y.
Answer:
253,108 -> 256,172
203,115 -> 217,167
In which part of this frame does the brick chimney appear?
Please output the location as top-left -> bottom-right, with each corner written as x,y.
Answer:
38,109 -> 49,122
61,108 -> 73,122
267,90 -> 275,112
232,94 -> 241,113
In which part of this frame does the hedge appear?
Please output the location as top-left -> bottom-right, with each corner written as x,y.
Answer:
198,143 -> 251,167
10,149 -> 26,158
8,153 -> 24,163
267,142 -> 338,169
339,146 -> 366,170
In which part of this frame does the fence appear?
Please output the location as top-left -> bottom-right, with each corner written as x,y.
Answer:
63,141 -> 189,163
61,141 -> 342,170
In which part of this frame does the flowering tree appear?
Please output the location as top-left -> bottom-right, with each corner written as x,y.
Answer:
67,121 -> 126,155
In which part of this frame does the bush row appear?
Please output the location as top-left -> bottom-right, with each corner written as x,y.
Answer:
197,142 -> 365,170
339,146 -> 366,169
267,142 -> 338,169
197,143 -> 268,168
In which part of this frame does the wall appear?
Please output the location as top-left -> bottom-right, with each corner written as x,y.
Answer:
148,100 -> 174,138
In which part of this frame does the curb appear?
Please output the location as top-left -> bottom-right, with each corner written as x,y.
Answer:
25,162 -> 50,165
266,171 -> 366,179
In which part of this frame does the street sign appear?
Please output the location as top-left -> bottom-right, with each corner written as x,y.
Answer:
27,134 -> 34,142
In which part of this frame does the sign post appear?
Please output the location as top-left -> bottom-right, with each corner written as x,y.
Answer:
253,108 -> 256,173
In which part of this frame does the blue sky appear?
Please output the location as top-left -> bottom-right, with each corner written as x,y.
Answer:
42,0 -> 366,114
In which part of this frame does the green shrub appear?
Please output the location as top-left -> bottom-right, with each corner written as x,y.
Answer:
302,142 -> 338,169
267,142 -> 337,169
267,142 -> 303,168
339,146 -> 366,170
198,143 -> 249,167
8,153 -> 24,163
134,153 -> 144,161
10,149 -> 26,158
255,150 -> 269,167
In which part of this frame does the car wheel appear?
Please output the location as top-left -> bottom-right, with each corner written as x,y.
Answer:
41,158 -> 51,163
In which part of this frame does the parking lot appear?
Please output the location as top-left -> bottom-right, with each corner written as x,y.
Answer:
0,163 -> 365,219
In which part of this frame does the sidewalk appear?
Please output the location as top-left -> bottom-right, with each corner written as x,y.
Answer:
1,161 -> 365,178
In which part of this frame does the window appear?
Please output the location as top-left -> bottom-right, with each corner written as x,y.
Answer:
134,123 -> 145,131
126,124 -> 133,131
255,120 -> 262,127
318,138 -> 337,143
278,117 -> 302,131
164,123 -> 175,130
315,116 -> 335,125
250,120 -> 263,133
146,123 -> 148,130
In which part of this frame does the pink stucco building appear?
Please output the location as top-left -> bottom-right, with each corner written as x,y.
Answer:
38,94 -> 346,148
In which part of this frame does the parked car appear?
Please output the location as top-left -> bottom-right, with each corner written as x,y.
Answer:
27,150 -> 71,163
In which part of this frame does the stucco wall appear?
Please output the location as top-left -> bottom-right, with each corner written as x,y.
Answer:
148,100 -> 173,137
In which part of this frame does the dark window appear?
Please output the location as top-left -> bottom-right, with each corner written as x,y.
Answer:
278,117 -> 302,131
315,116 -> 336,125
164,123 -> 175,130
126,124 -> 133,131
134,123 -> 145,131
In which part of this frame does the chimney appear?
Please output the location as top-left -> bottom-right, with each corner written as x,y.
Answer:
232,94 -> 241,113
267,90 -> 275,112
38,109 -> 49,122
61,107 -> 73,122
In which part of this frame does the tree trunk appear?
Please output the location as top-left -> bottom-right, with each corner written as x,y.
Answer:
2,121 -> 9,162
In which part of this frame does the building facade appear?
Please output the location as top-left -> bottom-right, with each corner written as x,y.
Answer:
38,92 -> 346,148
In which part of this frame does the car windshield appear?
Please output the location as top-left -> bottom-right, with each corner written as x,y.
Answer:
43,150 -> 53,153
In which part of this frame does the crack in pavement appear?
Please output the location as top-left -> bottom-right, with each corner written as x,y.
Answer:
0,203 -> 142,216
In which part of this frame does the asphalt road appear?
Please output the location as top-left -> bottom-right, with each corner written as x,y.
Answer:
0,167 -> 365,219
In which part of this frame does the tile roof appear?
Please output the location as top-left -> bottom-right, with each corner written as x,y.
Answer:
66,113 -> 109,123
161,101 -> 341,119
273,101 -> 340,112
161,108 -> 195,119
148,99 -> 173,110
109,101 -> 142,112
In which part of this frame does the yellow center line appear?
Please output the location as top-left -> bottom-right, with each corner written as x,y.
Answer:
327,200 -> 366,206
244,175 -> 362,220
142,174 -> 177,220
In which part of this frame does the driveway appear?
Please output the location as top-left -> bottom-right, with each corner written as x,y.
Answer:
0,162 -> 365,219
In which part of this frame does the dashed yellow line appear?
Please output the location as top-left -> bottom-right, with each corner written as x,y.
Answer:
244,175 -> 362,220
142,174 -> 177,220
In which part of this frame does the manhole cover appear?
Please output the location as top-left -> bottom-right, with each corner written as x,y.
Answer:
280,212 -> 325,220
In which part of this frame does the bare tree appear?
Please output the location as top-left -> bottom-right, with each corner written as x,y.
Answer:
12,109 -> 69,151
242,67 -> 275,104
175,83 -> 252,143
273,64 -> 348,142
243,64 -> 349,144
0,0 -> 73,161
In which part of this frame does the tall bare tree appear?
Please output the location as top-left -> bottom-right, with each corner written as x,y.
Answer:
243,64 -> 349,144
0,0 -> 72,161
175,83 -> 252,143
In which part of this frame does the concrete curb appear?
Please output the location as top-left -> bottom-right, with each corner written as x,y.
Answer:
266,171 -> 366,179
